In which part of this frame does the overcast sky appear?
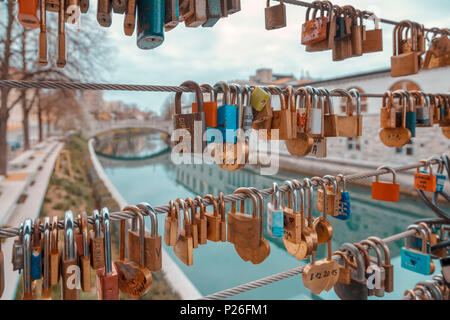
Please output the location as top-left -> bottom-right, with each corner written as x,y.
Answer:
81,0 -> 450,114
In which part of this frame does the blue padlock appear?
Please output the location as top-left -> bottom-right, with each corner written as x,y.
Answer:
334,174 -> 351,221
401,225 -> 434,275
215,82 -> 238,144
436,173 -> 446,192
31,218 -> 42,280
137,0 -> 165,50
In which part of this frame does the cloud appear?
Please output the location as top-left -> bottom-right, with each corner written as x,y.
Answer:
81,0 -> 450,113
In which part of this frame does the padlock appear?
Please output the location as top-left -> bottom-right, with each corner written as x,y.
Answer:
301,1 -> 328,45
414,160 -> 437,192
368,236 -> 394,293
227,188 -> 261,251
182,198 -> 198,249
97,0 -> 112,27
50,216 -> 60,286
302,239 -> 339,295
401,225 -> 435,275
330,88 -> 361,137
241,85 -> 254,132
193,84 -> 217,135
137,0 -> 165,49
334,243 -> 368,300
18,0 -> 40,29
215,82 -> 238,144
12,224 -> 24,272
204,194 -> 221,242
307,87 -> 323,138
112,0 -> 127,13
372,166 -> 400,202
269,86 -> 294,140
322,88 -> 339,137
317,175 -> 339,217
39,0 -> 48,66
22,219 -> 33,300
96,207 -> 119,300
362,14 -> 383,53
31,218 -> 42,280
194,196 -> 208,245
379,98 -> 412,148
173,80 -> 206,153
432,158 -> 447,193
332,7 -> 353,61
353,242 -> 373,296
57,0 -> 66,68
303,178 -> 318,255
114,207 -> 152,298
41,217 -> 51,300
391,21 -> 420,77
343,6 -> 363,57
349,88 -> 363,136
252,88 -> 273,138
89,210 -> 105,270
311,177 -> 333,244
285,88 -> 314,157
165,200 -> 179,246
394,90 -> 416,137
266,183 -> 284,238
203,0 -> 221,27
173,201 -> 194,266
61,211 -> 79,300
77,212 -> 91,292
165,0 -> 180,31
333,6 -> 347,40
124,0 -> 137,35
380,91 -> 397,129
250,86 -> 270,112
283,86 -> 297,139
361,240 -> 385,297
137,202 -> 163,271
335,174 -> 351,221
424,34 -> 450,69
333,251 -> 351,285
305,1 -> 335,52
412,91 -> 434,127
265,0 -> 286,30
282,181 -> 303,254
184,0 -> 207,27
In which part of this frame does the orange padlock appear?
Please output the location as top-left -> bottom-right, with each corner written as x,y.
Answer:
414,160 -> 437,192
18,0 -> 40,29
192,84 -> 217,128
372,166 -> 400,202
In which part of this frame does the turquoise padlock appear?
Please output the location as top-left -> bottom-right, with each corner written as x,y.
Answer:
267,183 -> 284,238
203,0 -> 221,27
401,225 -> 434,275
137,0 -> 165,49
215,82 -> 238,144
396,90 -> 416,138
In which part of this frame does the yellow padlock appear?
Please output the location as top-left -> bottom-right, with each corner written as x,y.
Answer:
250,86 -> 270,112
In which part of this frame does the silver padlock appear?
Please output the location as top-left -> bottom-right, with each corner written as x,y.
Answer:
362,240 -> 385,298
307,87 -> 323,136
12,223 -> 24,272
267,183 -> 284,238
241,85 -> 254,132
22,219 -> 33,300
416,91 -> 431,126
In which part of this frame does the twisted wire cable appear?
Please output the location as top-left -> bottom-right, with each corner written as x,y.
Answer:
0,159 -> 442,238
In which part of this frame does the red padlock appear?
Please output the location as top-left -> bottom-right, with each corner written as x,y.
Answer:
192,84 -> 217,128
414,161 -> 437,192
18,0 -> 40,29
372,166 -> 400,202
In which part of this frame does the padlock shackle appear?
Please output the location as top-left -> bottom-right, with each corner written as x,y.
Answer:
249,187 -> 264,238
218,192 -> 226,223
194,196 -> 206,220
382,90 -> 394,110
42,217 -> 50,290
282,180 -> 296,211
417,280 -> 442,300
406,224 -> 428,253
175,80 -> 204,115
302,178 -> 314,225
271,182 -> 282,210
368,236 -> 391,265
318,88 -> 332,115
80,212 -> 89,258
349,88 -> 361,116
64,210 -> 75,261
200,84 -> 215,103
205,194 -> 219,217
51,216 -> 58,254
336,174 -> 347,192
426,156 -> 444,174
418,159 -> 433,176
323,175 -> 338,194
93,209 -> 101,238
268,86 -> 286,111
311,177 -> 327,221
175,198 -> 191,238
353,242 -> 370,271
232,188 -> 257,218
102,207 -> 113,275
360,240 -> 383,268
284,86 -> 296,113
366,13 -> 380,29
291,179 -> 304,216
214,81 -> 230,106
137,202 -> 159,238
33,218 -> 41,247
375,166 -> 398,184
331,88 -> 353,116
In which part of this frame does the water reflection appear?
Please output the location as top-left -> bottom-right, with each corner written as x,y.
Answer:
98,131 -> 448,300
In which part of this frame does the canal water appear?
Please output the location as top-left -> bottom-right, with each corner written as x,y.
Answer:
96,131 -> 448,300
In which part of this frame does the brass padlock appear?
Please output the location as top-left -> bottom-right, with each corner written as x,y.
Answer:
50,216 -> 60,286
89,210 -> 105,270
137,202 -> 163,272
41,217 -> 51,300
184,198 -> 199,249
362,13 -> 383,53
204,194 -> 221,242
173,200 -> 194,266
22,219 -> 33,300
194,196 -> 208,245
391,21 -> 420,77
77,212 -> 91,292
165,200 -> 179,246
61,211 -> 79,300
317,175 -> 340,217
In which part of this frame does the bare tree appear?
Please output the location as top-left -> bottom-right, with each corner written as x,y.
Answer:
0,3 -> 114,175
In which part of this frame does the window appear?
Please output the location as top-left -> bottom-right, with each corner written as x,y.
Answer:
347,138 -> 361,151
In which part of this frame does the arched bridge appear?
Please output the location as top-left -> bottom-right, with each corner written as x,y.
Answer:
87,119 -> 172,137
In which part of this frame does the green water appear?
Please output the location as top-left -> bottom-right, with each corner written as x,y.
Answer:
97,132 -> 448,300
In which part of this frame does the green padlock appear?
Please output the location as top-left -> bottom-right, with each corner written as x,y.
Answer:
137,0 -> 165,50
